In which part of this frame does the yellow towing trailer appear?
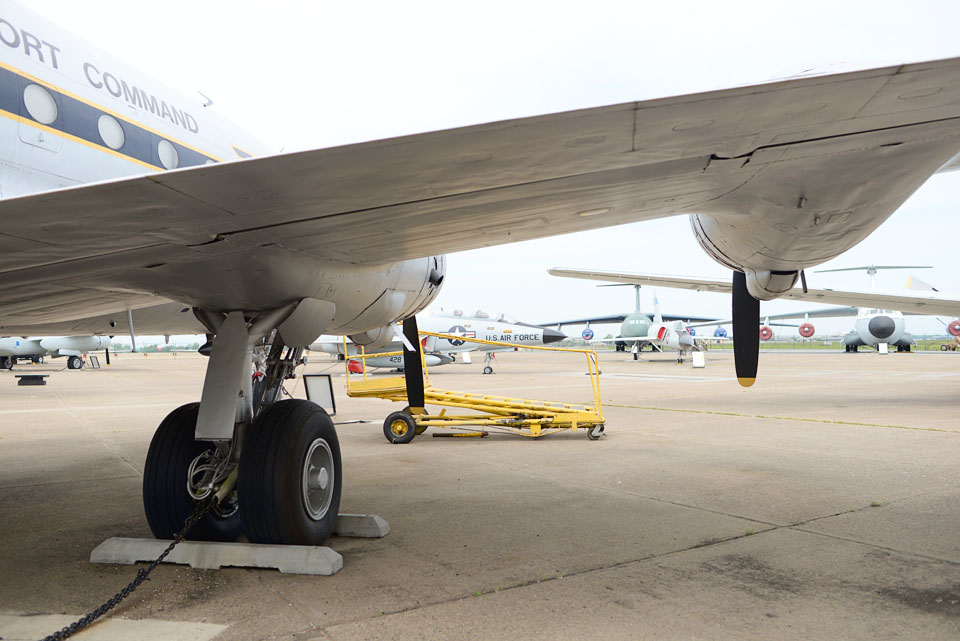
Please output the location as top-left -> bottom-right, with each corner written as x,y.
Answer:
344,331 -> 605,442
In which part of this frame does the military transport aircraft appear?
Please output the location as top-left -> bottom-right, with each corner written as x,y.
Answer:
549,268 -> 960,352
309,309 -> 565,373
4,1 -> 960,560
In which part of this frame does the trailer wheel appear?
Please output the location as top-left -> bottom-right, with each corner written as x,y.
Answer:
587,424 -> 605,440
401,406 -> 429,435
384,411 -> 417,444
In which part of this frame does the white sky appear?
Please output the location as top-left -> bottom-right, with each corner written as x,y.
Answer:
30,0 -> 960,338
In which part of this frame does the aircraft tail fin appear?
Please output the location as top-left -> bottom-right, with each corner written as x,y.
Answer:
653,290 -> 663,324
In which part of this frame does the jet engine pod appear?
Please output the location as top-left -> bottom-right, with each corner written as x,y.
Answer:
798,322 -> 815,338
949,320 -> 960,337
759,326 -> 773,341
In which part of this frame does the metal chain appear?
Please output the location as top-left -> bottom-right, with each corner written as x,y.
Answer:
39,498 -> 214,641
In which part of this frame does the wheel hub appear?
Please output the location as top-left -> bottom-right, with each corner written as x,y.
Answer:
391,420 -> 408,436
302,438 -> 335,520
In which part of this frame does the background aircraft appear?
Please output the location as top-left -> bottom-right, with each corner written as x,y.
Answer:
544,284 -> 717,360
310,309 -> 565,374
550,268 -> 960,353
0,335 -> 111,369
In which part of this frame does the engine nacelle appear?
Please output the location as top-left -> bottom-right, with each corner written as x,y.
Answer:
326,255 -> 446,337
759,326 -> 773,341
798,323 -> 815,338
40,336 -> 111,354
348,325 -> 396,350
949,320 -> 960,337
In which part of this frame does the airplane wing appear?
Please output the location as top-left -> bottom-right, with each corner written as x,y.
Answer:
5,58 -> 960,327
549,269 -> 960,317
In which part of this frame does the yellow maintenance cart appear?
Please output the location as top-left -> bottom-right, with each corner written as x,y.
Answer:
344,331 -> 605,442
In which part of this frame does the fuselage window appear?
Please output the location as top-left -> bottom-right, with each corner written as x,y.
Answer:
158,139 -> 179,169
23,83 -> 57,124
97,114 -> 125,150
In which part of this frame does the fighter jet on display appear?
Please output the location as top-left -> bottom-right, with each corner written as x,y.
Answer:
549,268 -> 960,352
310,309 -> 565,374
545,284 -> 721,362
0,335 -> 111,369
5,1 -> 960,561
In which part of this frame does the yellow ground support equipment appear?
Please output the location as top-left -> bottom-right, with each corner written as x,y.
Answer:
343,332 -> 605,442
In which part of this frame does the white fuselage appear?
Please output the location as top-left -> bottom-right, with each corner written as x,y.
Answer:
0,4 -> 445,343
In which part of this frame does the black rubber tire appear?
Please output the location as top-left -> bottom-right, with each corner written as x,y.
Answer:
383,411 -> 417,444
67,355 -> 83,370
239,399 -> 342,545
401,406 -> 429,435
587,425 -> 605,441
0,356 -> 11,369
143,403 -> 242,541
482,365 -> 494,375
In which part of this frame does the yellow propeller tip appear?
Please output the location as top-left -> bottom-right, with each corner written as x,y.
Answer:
737,377 -> 756,388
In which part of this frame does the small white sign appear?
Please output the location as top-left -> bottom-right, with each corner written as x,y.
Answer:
304,374 -> 336,415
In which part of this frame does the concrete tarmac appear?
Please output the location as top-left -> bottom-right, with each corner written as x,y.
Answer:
1,349 -> 958,639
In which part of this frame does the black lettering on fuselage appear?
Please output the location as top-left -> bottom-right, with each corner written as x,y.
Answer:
42,40 -> 59,68
83,62 -> 102,88
120,79 -> 144,108
102,72 -> 121,97
0,19 -> 20,49
21,30 -> 43,63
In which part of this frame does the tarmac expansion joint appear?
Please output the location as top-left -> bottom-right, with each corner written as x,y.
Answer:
90,513 -> 389,576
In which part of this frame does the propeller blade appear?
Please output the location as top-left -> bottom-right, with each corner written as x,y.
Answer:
732,271 -> 759,387
402,316 -> 426,412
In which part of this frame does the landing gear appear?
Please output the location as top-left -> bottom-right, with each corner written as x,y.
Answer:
142,307 -> 342,547
0,356 -> 11,369
239,399 -> 341,545
143,403 -> 241,541
67,355 -> 83,369
845,344 -> 859,353
482,352 -> 495,374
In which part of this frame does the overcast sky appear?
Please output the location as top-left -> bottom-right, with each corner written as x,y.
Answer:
30,1 -> 960,337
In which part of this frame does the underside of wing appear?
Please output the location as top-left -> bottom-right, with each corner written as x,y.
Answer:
4,58 -> 960,326
551,269 -> 960,317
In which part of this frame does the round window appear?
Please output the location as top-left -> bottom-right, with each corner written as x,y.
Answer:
158,139 -> 179,169
97,114 -> 125,150
23,84 -> 57,124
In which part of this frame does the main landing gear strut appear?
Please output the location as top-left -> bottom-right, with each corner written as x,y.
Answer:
142,308 -> 342,546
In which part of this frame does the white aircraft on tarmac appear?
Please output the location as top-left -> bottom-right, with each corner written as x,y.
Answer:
5,1 -> 960,563
0,335 -> 110,369
550,268 -> 960,353
310,309 -> 565,374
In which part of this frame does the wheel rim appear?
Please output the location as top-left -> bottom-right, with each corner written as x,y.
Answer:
390,419 -> 408,437
301,438 -> 335,521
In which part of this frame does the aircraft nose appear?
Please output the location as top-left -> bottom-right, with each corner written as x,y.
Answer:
868,315 -> 895,339
542,327 -> 567,344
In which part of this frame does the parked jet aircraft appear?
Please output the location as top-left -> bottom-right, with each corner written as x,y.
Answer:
546,284 -> 717,360
310,309 -> 565,373
5,2 -> 960,561
0,335 -> 110,369
549,269 -> 960,352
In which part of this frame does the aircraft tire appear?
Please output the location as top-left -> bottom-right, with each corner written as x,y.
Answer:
483,365 -> 494,375
383,411 -> 417,444
67,355 -> 83,369
143,403 -> 242,541
0,357 -> 11,369
239,399 -> 341,545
